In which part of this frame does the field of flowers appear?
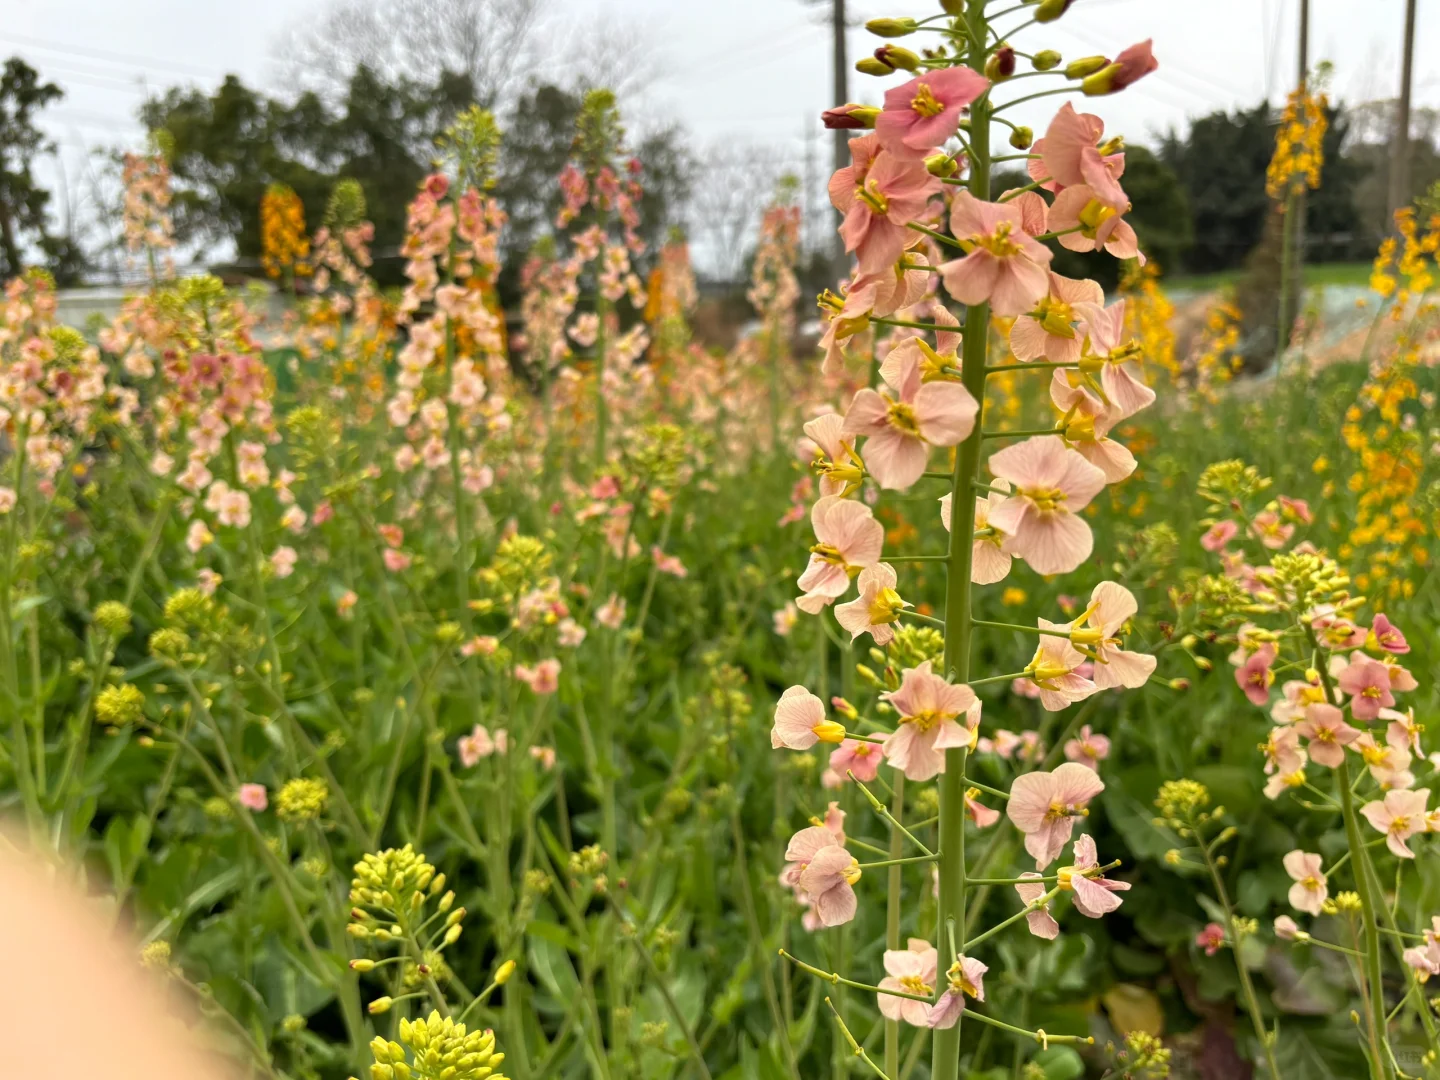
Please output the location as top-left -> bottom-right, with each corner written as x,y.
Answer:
2,3 -> 1439,1079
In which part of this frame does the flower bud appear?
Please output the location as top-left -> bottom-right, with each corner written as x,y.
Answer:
822,103 -> 881,130
1035,0 -> 1074,21
1081,63 -> 1124,96
985,46 -> 1016,81
1032,49 -> 1062,71
940,0 -> 964,13
1008,126 -> 1033,150
874,45 -> 921,72
857,56 -> 894,76
830,696 -> 859,720
443,924 -> 463,946
368,996 -> 393,1015
814,720 -> 847,744
350,958 -> 377,972
925,153 -> 959,178
1064,55 -> 1110,80
493,959 -> 517,985
865,17 -> 917,37
1168,678 -> 1191,691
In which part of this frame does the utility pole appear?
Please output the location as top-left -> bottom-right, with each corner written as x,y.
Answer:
804,114 -> 818,259
1388,0 -> 1418,225
1292,0 -> 1309,298
831,0 -> 849,276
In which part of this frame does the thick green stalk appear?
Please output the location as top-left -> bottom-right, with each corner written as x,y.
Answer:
933,5 -> 990,1078
1337,757 -> 1394,1080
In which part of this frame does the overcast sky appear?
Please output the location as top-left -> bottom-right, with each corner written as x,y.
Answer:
2,0 -> 1434,262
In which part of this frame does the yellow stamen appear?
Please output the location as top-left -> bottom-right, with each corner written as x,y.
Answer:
910,82 -> 945,118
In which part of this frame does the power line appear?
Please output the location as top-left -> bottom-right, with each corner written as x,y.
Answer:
0,29 -> 220,81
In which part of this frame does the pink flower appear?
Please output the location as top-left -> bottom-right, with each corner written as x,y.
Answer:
596,593 -> 626,629
1274,915 -> 1303,941
938,479 -> 1013,584
1250,510 -> 1294,550
881,661 -> 979,781
1068,581 -> 1155,690
1076,299 -> 1154,420
1294,703 -> 1359,768
336,590 -> 358,619
829,738 -> 883,783
1032,103 -> 1127,206
557,618 -> 586,647
1107,39 -> 1159,93
1200,520 -> 1238,552
1359,788 -> 1430,858
458,724 -> 502,766
270,546 -> 298,579
1235,644 -> 1277,706
1015,873 -> 1060,939
836,563 -> 907,645
237,783 -> 268,812
1009,272 -> 1104,366
986,436 -> 1106,575
1024,624 -> 1099,711
804,412 -> 863,498
1353,731 -> 1414,789
1196,923 -> 1225,956
781,810 -> 846,888
772,686 -> 840,750
773,603 -> 799,637
652,546 -> 687,577
796,496 -> 885,613
966,788 -> 1000,827
185,520 -> 213,553
196,568 -> 222,597
1007,762 -> 1105,869
530,745 -> 557,770
1278,495 -> 1312,524
1066,833 -> 1130,917
843,348 -> 978,490
876,68 -> 989,158
1368,614 -> 1410,655
1048,184 -> 1142,260
383,548 -> 412,573
1063,725 -> 1111,770
1337,658 -> 1397,721
796,843 -> 861,927
877,938 -> 939,1027
832,148 -> 941,275
1283,850 -> 1327,916
515,658 -> 561,695
940,192 -> 1053,316
1048,371 -> 1135,484
926,956 -> 987,1029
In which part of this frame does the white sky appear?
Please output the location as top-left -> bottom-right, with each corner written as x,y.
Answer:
1,0 -> 1435,263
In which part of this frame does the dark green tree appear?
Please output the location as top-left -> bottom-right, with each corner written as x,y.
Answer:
0,57 -> 82,283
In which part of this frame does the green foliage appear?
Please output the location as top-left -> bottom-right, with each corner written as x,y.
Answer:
0,57 -> 82,282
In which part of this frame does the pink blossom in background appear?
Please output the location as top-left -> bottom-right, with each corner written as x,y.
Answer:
1337,658 -> 1396,720
1274,916 -> 1302,941
458,725 -> 502,767
1283,850 -> 1328,916
336,590 -> 358,619
1063,725 -> 1111,770
185,520 -> 214,553
1369,613 -> 1410,655
514,659 -> 561,695
877,939 -> 938,1027
796,843 -> 861,927
1250,510 -> 1294,550
651,546 -> 687,578
237,783 -> 267,812
926,956 -> 987,1029
1032,103 -> 1127,205
773,603 -> 799,637
1007,762 -> 1105,868
270,546 -> 298,579
829,739 -> 883,783
196,568 -> 223,597
529,745 -> 557,770
596,594 -> 627,629
382,549 -> 411,573
1200,520 -> 1238,552
1294,703 -> 1359,768
1196,923 -> 1225,956
940,192 -> 1053,316
1234,643 -> 1277,706
1278,495 -> 1312,523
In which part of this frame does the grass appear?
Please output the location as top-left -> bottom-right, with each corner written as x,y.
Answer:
1165,260 -> 1372,294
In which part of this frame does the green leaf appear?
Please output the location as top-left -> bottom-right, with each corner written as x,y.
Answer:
1033,1045 -> 1085,1080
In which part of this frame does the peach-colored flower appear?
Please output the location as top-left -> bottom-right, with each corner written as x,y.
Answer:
1360,788 -> 1430,858
1049,184 -> 1142,260
196,568 -> 222,597
1023,624 -> 1099,711
270,546 -> 297,579
1007,762 -> 1105,868
773,603 -> 799,636
1353,731 -> 1414,789
1015,872 -> 1060,939
1066,833 -> 1130,917
844,347 -> 978,490
515,658 -> 561,694
1250,509 -> 1294,550
1196,923 -> 1225,956
652,546 -> 687,577
772,686 -> 841,750
835,562 -> 907,645
237,783 -> 267,812
596,593 -> 626,629
1274,915 -> 1302,941
876,68 -> 989,158
336,590 -> 358,619
1031,103 -> 1127,204
1294,703 -> 1359,768
926,955 -> 987,1029
832,145 -> 941,275
1009,272 -> 1103,365
803,413 -> 863,497
986,436 -> 1105,575
829,738 -> 883,783
1063,725 -> 1110,770
796,496 -> 885,613
940,192 -> 1053,316
1067,581 -> 1155,690
881,661 -> 979,781
877,938 -> 938,1027
1368,614 -> 1410,655
383,548 -> 411,573
1283,850 -> 1327,916
938,479 -> 1013,584
185,520 -> 213,553
1338,658 -> 1397,720
458,724 -> 502,766
1076,299 -> 1154,421
796,842 -> 861,927
1200,520 -> 1238,552
1235,644 -> 1277,706
530,745 -> 557,770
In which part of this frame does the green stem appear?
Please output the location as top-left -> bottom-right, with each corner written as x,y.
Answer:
934,7 -> 990,1076
885,773 -> 905,1077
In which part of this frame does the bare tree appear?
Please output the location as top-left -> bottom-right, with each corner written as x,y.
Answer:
273,0 -> 547,107
541,10 -> 666,103
689,143 -> 795,282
